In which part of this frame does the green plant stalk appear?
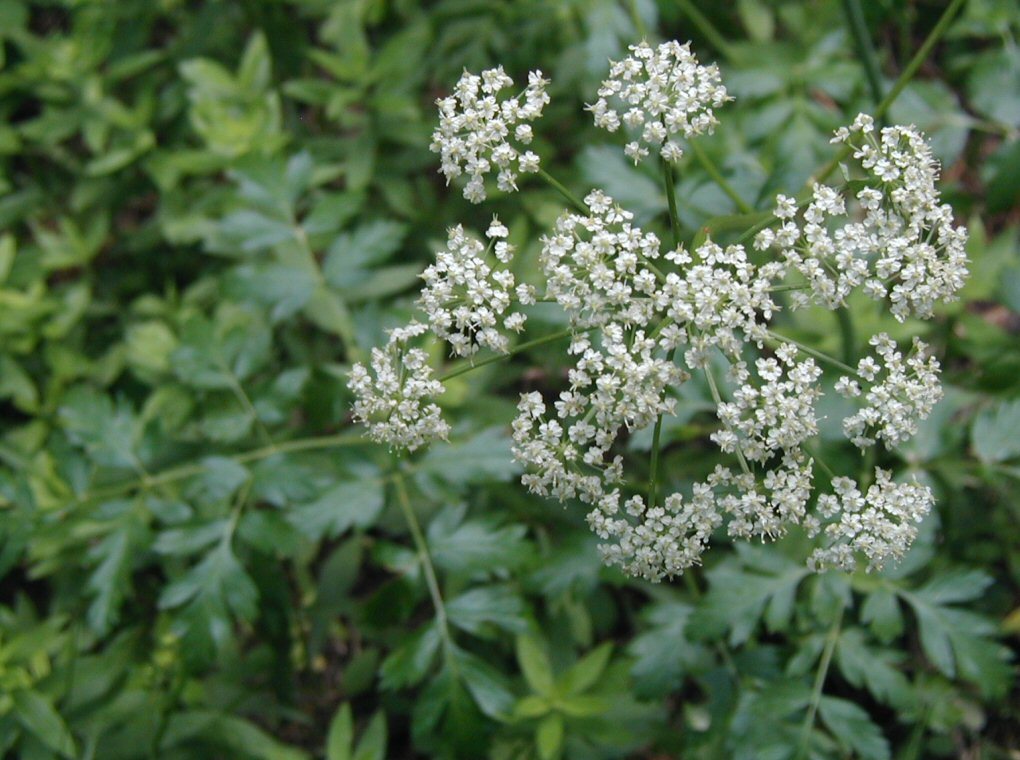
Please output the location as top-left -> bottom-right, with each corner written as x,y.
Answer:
663,161 -> 682,248
647,160 -> 685,511
689,141 -> 754,214
439,327 -> 579,381
627,0 -> 649,39
394,472 -> 455,656
836,308 -> 857,367
79,432 -> 366,503
765,330 -> 858,375
537,167 -> 588,213
704,367 -> 752,477
794,605 -> 844,760
676,0 -> 737,62
811,0 -> 966,187
841,0 -> 885,107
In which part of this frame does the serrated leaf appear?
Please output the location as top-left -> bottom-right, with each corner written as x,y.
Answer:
535,713 -> 563,760
817,696 -> 890,760
418,428 -> 521,486
457,649 -> 516,719
696,546 -> 808,645
352,711 -> 386,760
972,398 -> 1020,462
835,628 -> 913,710
12,690 -> 76,758
323,220 -> 408,289
628,599 -> 706,698
860,588 -> 904,643
379,623 -> 441,690
516,634 -> 555,696
427,504 -> 532,577
447,585 -> 526,636
902,572 -> 1012,697
288,478 -> 384,541
559,642 -> 612,695
326,703 -> 353,760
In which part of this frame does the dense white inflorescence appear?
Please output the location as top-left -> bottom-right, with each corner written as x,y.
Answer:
754,114 -> 969,320
809,469 -> 933,572
351,46 -> 964,582
430,66 -> 549,203
419,218 -> 535,357
348,323 -> 450,452
837,333 -> 943,449
587,40 -> 729,164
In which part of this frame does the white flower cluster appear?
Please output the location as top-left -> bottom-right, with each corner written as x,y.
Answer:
587,40 -> 728,164
540,190 -> 663,328
430,66 -> 549,202
349,219 -> 533,448
712,344 -> 822,463
837,333 -> 942,449
348,323 -> 450,452
809,469 -> 933,571
754,114 -> 969,320
350,47 -> 965,583
419,219 -> 535,357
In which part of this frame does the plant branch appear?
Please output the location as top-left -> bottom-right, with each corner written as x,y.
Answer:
811,0 -> 966,187
841,0 -> 885,107
689,141 -> 753,214
765,330 -> 858,375
438,327 -> 580,381
676,0 -> 737,62
537,167 -> 588,213
794,605 -> 844,760
393,472 -> 454,652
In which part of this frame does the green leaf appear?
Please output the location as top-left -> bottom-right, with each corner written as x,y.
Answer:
323,220 -> 408,289
59,386 -> 141,470
696,545 -> 808,645
860,588 -> 903,643
379,623 -> 442,689
428,504 -> 532,577
447,585 -> 527,636
418,428 -> 521,486
559,642 -> 612,695
972,398 -> 1020,462
817,696 -> 890,760
288,479 -> 385,541
352,711 -> 387,760
835,628 -> 914,710
628,599 -> 707,698
901,571 -> 1012,697
457,649 -> 516,719
535,713 -> 564,760
326,703 -> 353,760
12,690 -> 76,758
161,711 -> 308,759
516,634 -> 555,696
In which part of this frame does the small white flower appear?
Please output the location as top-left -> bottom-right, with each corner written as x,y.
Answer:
348,323 -> 449,451
431,67 -> 550,203
587,40 -> 729,164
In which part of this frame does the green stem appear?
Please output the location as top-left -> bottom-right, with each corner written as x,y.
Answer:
841,0 -> 885,107
704,366 -> 752,477
662,161 -> 682,248
439,327 -> 579,382
835,309 -> 856,367
689,141 -> 753,214
537,167 -> 587,214
627,0 -> 649,39
765,330 -> 858,375
675,0 -> 738,62
794,606 -> 844,760
393,472 -> 454,653
647,413 -> 665,511
811,0 -> 966,186
79,432 -> 366,503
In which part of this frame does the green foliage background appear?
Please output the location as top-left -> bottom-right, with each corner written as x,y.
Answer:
0,0 -> 1018,758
